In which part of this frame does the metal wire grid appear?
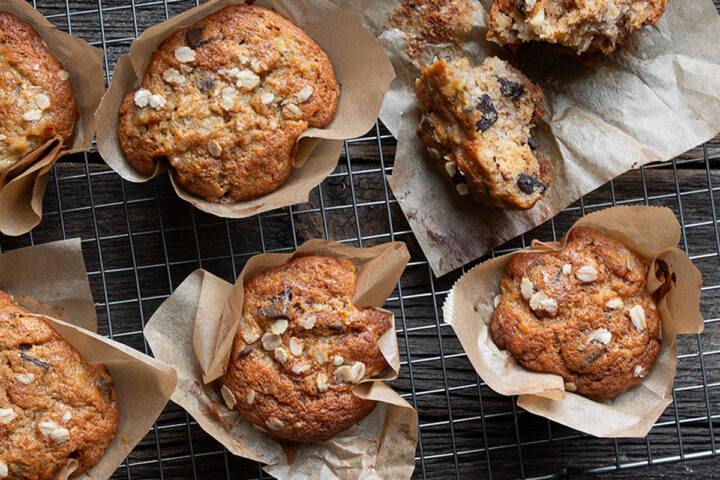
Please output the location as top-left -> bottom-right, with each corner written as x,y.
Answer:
0,0 -> 719,478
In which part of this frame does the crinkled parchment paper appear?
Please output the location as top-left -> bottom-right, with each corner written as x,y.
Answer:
145,240 -> 418,479
0,0 -> 104,236
443,206 -> 704,437
332,0 -> 720,276
97,0 -> 395,219
0,239 -> 178,478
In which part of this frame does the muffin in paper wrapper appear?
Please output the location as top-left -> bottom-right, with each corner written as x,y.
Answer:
0,0 -> 104,236
96,0 -> 395,219
443,206 -> 704,437
144,239 -> 418,479
330,0 -> 720,276
0,239 -> 178,478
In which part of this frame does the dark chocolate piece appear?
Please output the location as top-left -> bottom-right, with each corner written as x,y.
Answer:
257,288 -> 292,319
498,77 -> 525,99
475,94 -> 498,132
517,172 -> 547,194
185,27 -> 205,49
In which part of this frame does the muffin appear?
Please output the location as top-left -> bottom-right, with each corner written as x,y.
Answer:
0,12 -> 78,175
0,291 -> 119,479
219,255 -> 391,442
389,0 -> 478,60
486,0 -> 670,55
416,56 -> 550,209
118,5 -> 339,203
491,227 -> 662,399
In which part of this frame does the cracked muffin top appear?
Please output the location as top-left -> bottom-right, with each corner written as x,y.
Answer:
0,12 -> 77,175
118,4 -> 339,203
0,291 -> 119,480
491,227 -> 662,398
486,0 -> 670,55
219,254 -> 391,443
416,56 -> 550,209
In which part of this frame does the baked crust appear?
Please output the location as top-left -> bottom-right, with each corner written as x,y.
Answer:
0,291 -> 119,480
220,255 -> 391,442
118,4 -> 339,203
0,12 -> 77,174
416,56 -> 550,209
486,0 -> 670,54
491,227 -> 662,398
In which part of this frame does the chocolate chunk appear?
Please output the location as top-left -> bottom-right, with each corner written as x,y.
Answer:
527,137 -> 537,150
19,343 -> 31,351
515,0 -> 525,12
498,77 -> 524,99
257,288 -> 292,319
475,94 -> 498,132
476,94 -> 495,115
20,353 -> 50,369
517,173 -> 547,194
185,27 -> 205,49
197,77 -> 215,92
237,347 -> 252,358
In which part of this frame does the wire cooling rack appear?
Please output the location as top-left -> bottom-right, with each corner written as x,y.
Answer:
1,0 -> 719,478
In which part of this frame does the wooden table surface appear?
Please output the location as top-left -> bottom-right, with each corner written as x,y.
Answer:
1,1 -> 720,479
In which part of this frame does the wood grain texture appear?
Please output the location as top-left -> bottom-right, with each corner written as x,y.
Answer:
0,1 -> 719,479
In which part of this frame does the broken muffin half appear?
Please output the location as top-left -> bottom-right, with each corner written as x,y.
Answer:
415,56 -> 550,209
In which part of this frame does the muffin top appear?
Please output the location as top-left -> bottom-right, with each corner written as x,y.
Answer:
118,4 -> 339,203
491,227 -> 662,398
0,12 -> 77,175
220,255 -> 391,442
0,291 -> 119,480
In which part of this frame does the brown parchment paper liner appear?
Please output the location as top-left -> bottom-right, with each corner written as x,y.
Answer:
0,239 -> 178,479
0,0 -> 105,236
443,206 -> 704,437
145,240 -> 419,479
96,0 -> 394,219
331,0 -> 720,276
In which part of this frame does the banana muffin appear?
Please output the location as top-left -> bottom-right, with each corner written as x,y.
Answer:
491,227 -> 662,399
0,291 -> 119,479
118,5 -> 339,203
0,12 -> 78,175
219,255 -> 391,442
486,0 -> 670,55
416,56 -> 550,209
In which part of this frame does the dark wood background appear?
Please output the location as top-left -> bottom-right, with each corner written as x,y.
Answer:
1,1 -> 719,478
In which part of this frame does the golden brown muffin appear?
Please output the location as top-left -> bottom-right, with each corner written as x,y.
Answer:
0,291 -> 119,479
0,12 -> 78,175
220,255 -> 391,443
416,56 -> 550,209
118,5 -> 339,203
491,227 -> 662,399
486,0 -> 670,55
